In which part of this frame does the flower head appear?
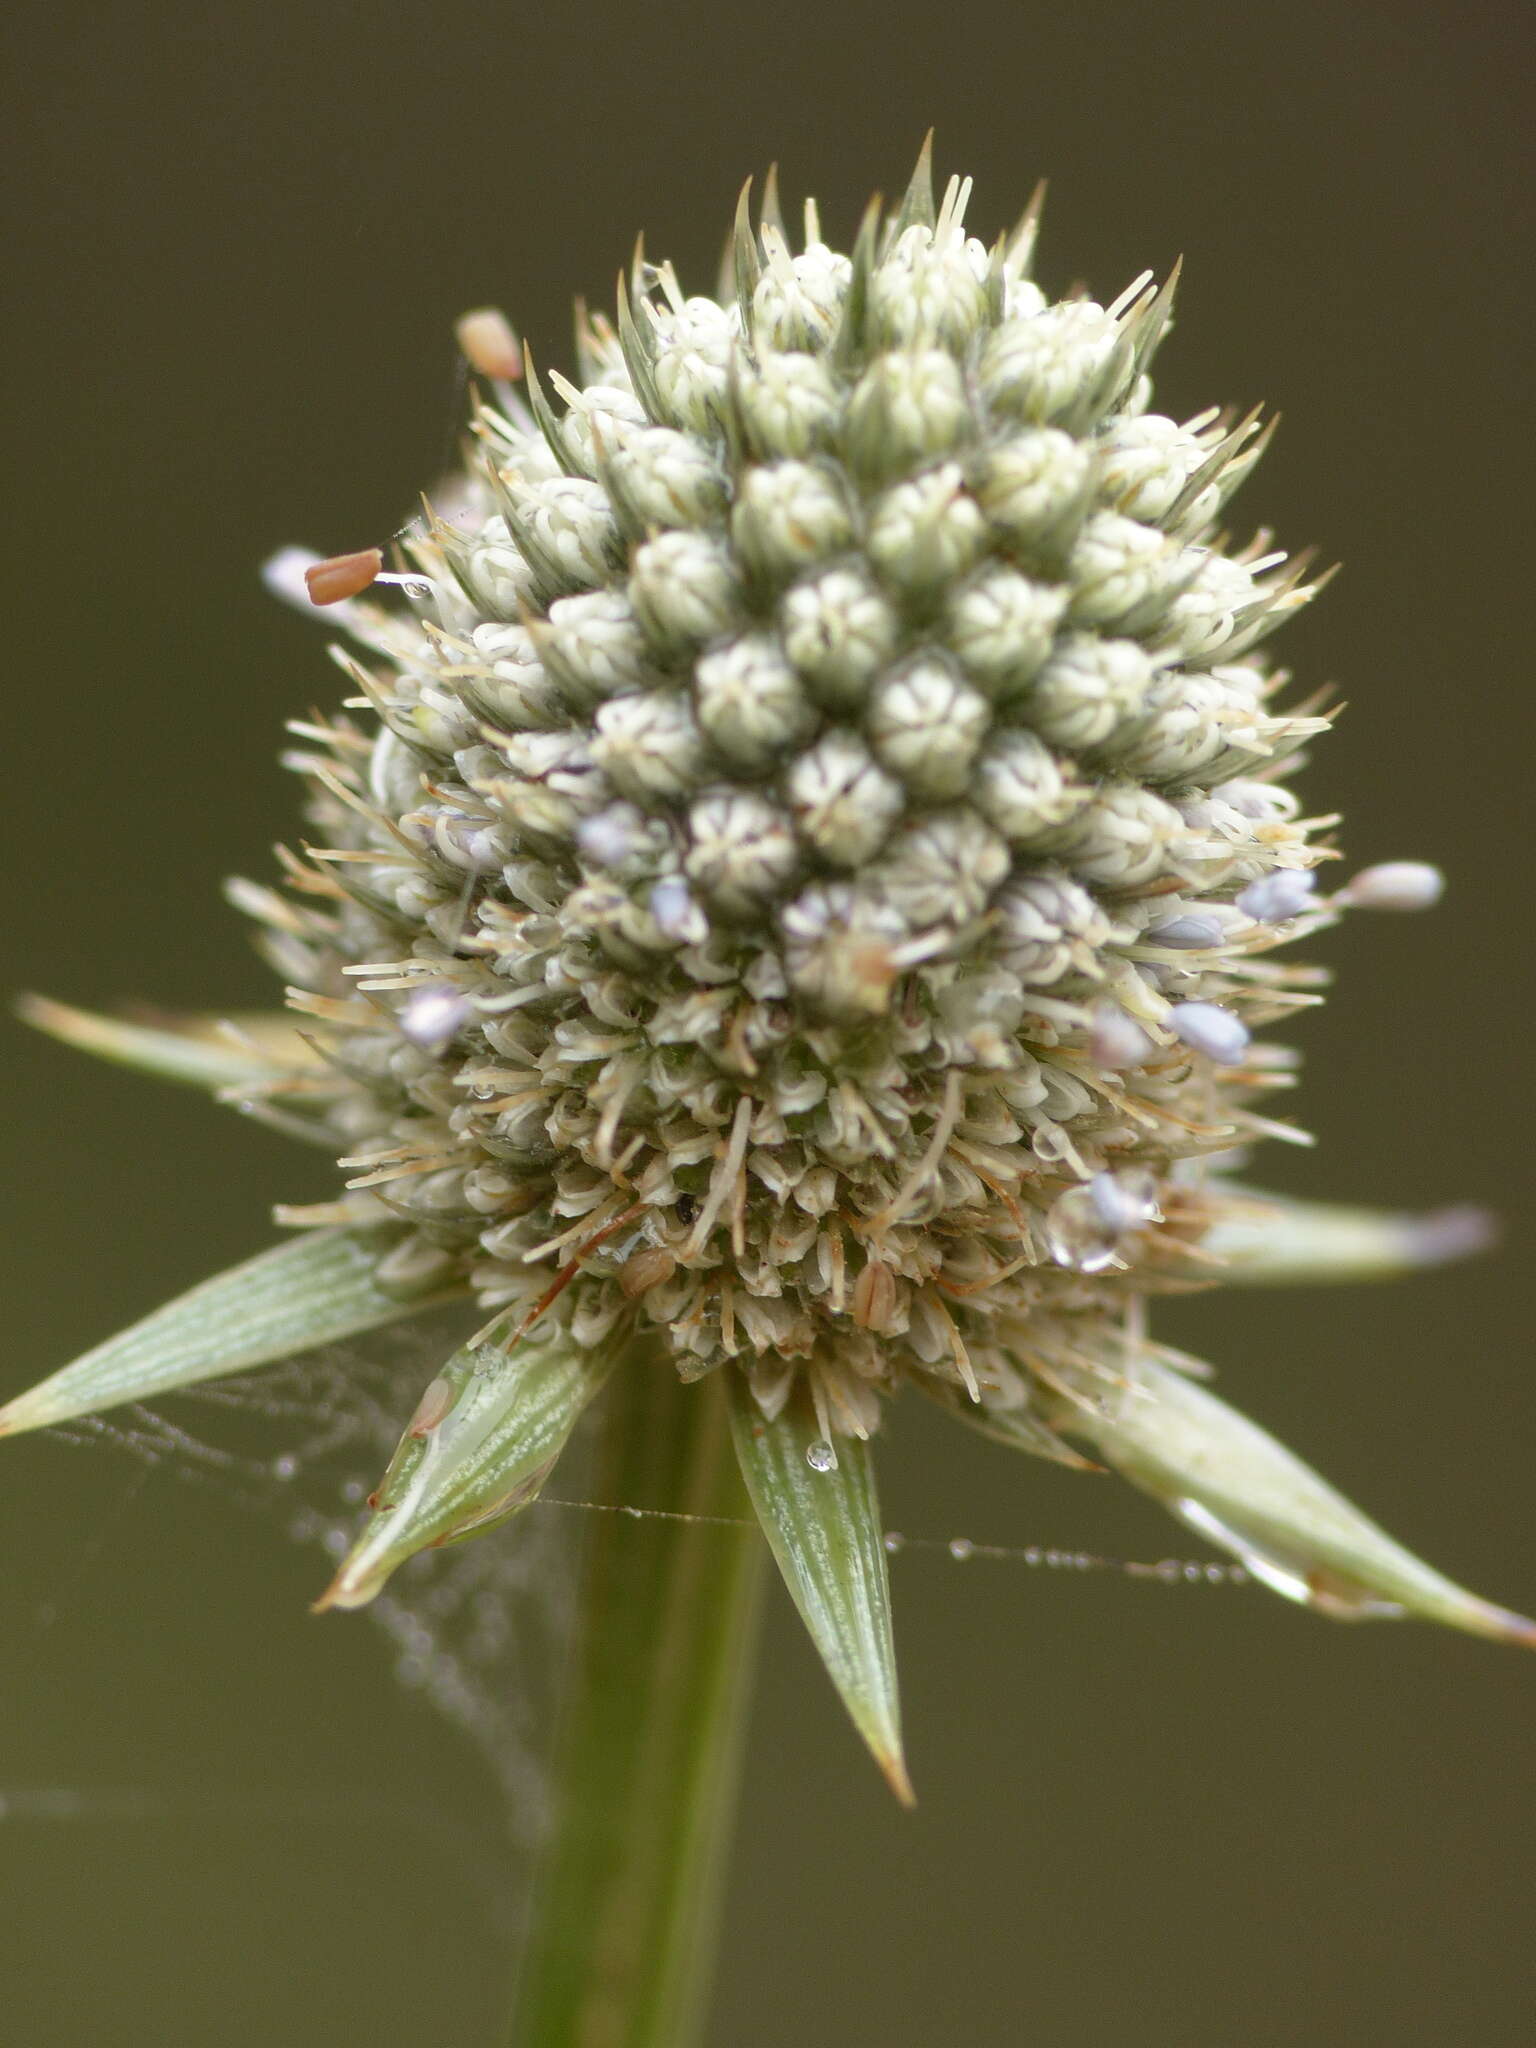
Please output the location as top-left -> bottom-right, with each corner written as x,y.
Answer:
9,144 -> 1530,1795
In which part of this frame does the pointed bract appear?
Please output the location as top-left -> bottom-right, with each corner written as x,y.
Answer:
932,1388 -> 1101,1470
17,994 -> 314,1093
1206,1190 -> 1497,1285
0,1230 -> 459,1438
888,129 -> 936,242
726,1377 -> 912,1802
316,1329 -> 616,1611
1056,1352 -> 1536,1645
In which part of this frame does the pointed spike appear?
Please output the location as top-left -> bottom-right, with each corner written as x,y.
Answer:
520,343 -> 588,477
1006,178 -> 1048,278
1057,1352 -> 1536,1648
759,161 -> 785,242
16,994 -> 313,1093
1164,402 -> 1269,531
614,271 -> 665,422
726,1375 -> 913,1802
715,344 -> 752,471
1204,1189 -> 1498,1285
730,175 -> 761,340
714,219 -> 738,308
571,297 -> 603,384
1213,409 -> 1281,509
833,191 -> 885,371
584,413 -> 647,543
923,1381 -> 1101,1470
984,232 -> 1009,325
0,1231 -> 461,1438
889,128 -> 936,244
314,1332 -> 616,1612
498,476 -> 577,599
1128,255 -> 1182,378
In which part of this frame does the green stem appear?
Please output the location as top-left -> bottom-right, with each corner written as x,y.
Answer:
510,1364 -> 765,2047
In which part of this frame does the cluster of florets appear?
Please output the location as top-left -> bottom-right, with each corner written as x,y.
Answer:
252,162 -> 1340,1452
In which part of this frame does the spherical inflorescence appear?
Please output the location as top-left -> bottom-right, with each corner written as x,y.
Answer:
251,162 -> 1338,1455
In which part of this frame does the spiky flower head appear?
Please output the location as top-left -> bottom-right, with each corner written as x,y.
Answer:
9,144 -> 1530,1793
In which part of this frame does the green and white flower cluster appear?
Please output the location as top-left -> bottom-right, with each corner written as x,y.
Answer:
9,148 -> 1528,1793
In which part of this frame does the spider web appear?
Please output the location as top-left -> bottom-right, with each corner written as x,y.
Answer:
18,1314 -> 1252,1862
42,1311 -> 584,1845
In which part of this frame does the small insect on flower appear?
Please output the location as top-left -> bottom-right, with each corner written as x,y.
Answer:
9,142 -> 1533,1804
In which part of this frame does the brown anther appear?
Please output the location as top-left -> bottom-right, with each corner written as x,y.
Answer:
847,941 -> 899,1010
619,1246 -> 678,1299
406,1374 -> 454,1438
455,307 -> 523,380
304,548 -> 383,606
852,1257 -> 899,1332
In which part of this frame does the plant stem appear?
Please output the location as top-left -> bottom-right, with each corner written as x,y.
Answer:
509,1363 -> 764,2047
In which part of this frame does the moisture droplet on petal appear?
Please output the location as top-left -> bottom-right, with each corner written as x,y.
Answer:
1044,1186 -> 1124,1274
1088,1169 -> 1160,1234
805,1438 -> 838,1472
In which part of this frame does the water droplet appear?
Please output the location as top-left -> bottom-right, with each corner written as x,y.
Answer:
1043,1186 -> 1123,1274
1088,1168 -> 1161,1235
341,1479 -> 365,1505
883,1530 -> 906,1555
805,1439 -> 837,1472
948,1537 -> 975,1561
271,1454 -> 298,1482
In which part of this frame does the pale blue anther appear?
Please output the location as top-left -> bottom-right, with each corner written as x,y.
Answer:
1237,870 -> 1316,921
1170,1000 -> 1250,1065
1145,913 -> 1227,948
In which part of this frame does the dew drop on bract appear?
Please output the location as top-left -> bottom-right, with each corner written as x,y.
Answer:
805,1438 -> 837,1472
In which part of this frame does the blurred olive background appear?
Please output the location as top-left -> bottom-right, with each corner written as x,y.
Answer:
3,2 -> 1533,2042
